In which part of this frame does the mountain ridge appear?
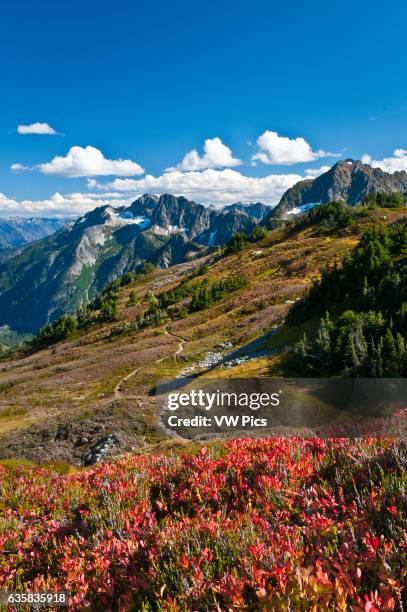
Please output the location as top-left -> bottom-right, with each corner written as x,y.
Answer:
0,194 -> 256,334
268,158 -> 407,219
1,204 -> 406,464
221,202 -> 271,220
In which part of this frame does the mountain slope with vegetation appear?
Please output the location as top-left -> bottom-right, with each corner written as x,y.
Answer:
0,195 -> 255,334
288,219 -> 407,376
0,203 -> 406,464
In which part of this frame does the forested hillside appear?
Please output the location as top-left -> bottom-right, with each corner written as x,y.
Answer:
289,220 -> 407,375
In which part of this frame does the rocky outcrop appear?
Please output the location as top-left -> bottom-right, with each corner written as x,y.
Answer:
81,433 -> 123,466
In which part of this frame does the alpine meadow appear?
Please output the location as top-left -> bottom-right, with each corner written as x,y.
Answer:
0,2 -> 406,610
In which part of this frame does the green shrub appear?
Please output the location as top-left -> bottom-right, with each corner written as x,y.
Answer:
362,191 -> 406,209
225,232 -> 248,254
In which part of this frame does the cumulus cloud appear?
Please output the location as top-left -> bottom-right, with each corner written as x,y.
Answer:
96,168 -> 302,205
17,122 -> 58,135
361,149 -> 407,173
0,191 -> 133,218
168,137 -> 241,171
11,145 -> 145,178
252,130 -> 339,165
305,165 -> 331,178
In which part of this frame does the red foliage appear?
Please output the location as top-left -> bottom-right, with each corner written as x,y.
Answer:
0,438 -> 405,610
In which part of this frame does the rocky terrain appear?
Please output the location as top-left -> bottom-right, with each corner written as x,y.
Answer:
221,201 -> 272,220
269,158 -> 407,219
0,195 -> 256,334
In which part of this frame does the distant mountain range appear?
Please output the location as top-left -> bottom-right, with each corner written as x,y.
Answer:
0,194 -> 256,333
1,160 -> 407,335
268,158 -> 407,220
221,202 -> 271,220
0,217 -> 70,250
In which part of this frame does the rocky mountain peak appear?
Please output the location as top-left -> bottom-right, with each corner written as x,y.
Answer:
269,158 -> 407,219
0,193 -> 259,333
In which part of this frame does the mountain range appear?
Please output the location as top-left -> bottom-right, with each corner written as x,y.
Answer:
0,194 -> 256,333
221,202 -> 271,220
1,202 -> 406,464
0,159 -> 406,336
0,217 -> 69,250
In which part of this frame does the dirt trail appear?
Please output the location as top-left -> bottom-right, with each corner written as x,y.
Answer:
156,325 -> 185,363
113,367 -> 141,399
113,325 -> 185,398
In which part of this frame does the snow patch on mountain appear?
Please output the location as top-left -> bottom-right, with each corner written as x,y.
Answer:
107,209 -> 151,229
152,224 -> 188,236
284,202 -> 320,216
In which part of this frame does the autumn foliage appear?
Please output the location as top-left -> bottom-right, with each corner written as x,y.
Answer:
0,438 -> 405,610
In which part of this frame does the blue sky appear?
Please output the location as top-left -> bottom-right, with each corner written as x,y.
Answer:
1,0 -> 407,216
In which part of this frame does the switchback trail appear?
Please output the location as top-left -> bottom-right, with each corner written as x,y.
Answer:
113,325 -> 186,398
156,325 -> 185,363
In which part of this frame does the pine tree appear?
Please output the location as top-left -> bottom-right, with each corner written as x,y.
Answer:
381,328 -> 398,375
344,319 -> 368,373
128,290 -> 138,306
315,312 -> 334,365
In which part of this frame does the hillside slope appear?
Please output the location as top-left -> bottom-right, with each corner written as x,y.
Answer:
286,218 -> 407,376
0,205 -> 406,464
0,438 -> 404,610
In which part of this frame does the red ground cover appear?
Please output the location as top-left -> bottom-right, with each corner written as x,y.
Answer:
0,438 -> 405,610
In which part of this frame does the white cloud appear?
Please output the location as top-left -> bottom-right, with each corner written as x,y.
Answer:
305,165 -> 331,178
168,137 -> 241,171
96,168 -> 302,205
252,130 -> 339,165
361,149 -> 407,173
0,191 -> 133,218
17,122 -> 58,135
11,145 -> 145,178
0,164 -> 305,216
10,163 -> 31,172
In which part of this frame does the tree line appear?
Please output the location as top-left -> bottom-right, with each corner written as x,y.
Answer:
136,272 -> 248,330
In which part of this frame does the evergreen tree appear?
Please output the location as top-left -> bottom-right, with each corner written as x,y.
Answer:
127,290 -> 138,306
